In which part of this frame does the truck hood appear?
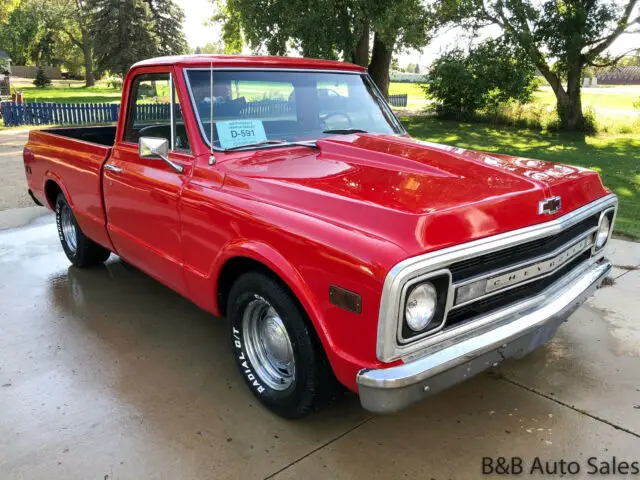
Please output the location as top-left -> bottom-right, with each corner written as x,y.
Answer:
220,134 -> 608,255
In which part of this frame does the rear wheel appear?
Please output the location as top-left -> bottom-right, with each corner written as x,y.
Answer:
228,272 -> 339,419
55,193 -> 111,268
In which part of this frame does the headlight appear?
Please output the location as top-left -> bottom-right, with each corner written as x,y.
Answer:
596,214 -> 611,249
405,282 -> 437,331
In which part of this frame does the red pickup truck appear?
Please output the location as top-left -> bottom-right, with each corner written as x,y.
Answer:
24,55 -> 617,418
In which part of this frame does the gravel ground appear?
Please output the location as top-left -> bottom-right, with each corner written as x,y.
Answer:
0,129 -> 34,211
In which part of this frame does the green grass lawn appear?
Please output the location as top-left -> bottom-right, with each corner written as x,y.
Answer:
533,86 -> 640,114
11,79 -> 122,104
401,116 -> 640,239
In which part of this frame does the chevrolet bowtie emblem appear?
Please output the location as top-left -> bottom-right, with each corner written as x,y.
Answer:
539,196 -> 562,215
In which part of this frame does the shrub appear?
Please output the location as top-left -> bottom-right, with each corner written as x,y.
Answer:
107,76 -> 123,89
423,39 -> 538,119
634,97 -> 640,111
33,66 -> 52,88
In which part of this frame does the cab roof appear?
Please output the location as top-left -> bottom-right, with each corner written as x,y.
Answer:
132,55 -> 367,72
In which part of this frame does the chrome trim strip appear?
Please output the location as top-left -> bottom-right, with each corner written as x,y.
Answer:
169,72 -> 175,150
376,193 -> 618,363
184,67 -> 365,74
451,227 -> 597,309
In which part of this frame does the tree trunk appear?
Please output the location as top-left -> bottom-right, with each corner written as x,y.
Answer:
81,29 -> 95,87
353,22 -> 369,67
557,65 -> 586,130
368,32 -> 392,99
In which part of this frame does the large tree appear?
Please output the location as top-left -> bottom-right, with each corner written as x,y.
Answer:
0,0 -> 21,24
450,0 -> 640,130
212,0 -> 432,98
0,1 -> 42,65
35,0 -> 96,86
88,0 -> 187,76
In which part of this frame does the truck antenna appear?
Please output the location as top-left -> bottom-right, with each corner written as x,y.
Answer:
209,60 -> 216,165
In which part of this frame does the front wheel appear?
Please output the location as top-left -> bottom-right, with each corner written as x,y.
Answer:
55,193 -> 111,268
228,272 -> 339,419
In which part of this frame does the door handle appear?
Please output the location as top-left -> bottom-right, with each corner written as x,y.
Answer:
104,164 -> 123,173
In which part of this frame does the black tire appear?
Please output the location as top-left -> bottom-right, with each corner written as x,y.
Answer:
228,272 -> 339,419
55,193 -> 111,268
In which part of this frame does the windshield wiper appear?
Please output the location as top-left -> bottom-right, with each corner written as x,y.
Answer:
322,128 -> 369,135
220,139 -> 318,152
221,140 -> 288,152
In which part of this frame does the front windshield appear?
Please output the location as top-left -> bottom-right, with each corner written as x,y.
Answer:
184,69 -> 404,150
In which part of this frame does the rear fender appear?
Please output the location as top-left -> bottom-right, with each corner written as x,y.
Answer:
43,171 -> 72,210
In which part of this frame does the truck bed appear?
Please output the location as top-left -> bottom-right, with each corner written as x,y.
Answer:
24,127 -> 115,251
40,125 -> 117,147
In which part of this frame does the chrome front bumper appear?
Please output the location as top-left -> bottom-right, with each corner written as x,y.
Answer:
356,259 -> 611,413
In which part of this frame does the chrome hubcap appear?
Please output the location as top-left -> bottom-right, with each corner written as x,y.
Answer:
60,204 -> 77,253
242,298 -> 295,390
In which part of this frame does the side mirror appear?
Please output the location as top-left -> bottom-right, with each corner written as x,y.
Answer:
138,136 -> 183,173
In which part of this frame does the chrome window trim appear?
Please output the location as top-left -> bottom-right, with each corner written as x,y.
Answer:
450,227 -> 597,309
376,193 -> 618,363
396,269 -> 453,344
169,72 -> 175,150
184,67 -> 365,74
181,67 -> 406,151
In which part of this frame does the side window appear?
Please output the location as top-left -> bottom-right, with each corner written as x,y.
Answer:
124,73 -> 191,152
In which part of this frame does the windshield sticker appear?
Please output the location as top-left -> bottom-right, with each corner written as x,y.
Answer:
216,119 -> 267,149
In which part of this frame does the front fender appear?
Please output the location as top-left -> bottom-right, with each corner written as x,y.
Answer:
211,240 -> 335,354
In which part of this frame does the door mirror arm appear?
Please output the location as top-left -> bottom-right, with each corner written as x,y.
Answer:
139,137 -> 184,173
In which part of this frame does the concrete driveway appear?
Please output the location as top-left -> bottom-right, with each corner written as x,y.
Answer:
0,130 -> 639,479
0,129 -> 32,212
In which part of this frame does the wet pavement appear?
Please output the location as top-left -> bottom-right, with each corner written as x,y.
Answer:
1,209 -> 639,479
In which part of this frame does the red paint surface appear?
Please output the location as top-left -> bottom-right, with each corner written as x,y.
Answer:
24,56 -> 611,392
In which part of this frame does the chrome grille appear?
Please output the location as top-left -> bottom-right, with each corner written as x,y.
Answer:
449,213 -> 600,282
444,217 -> 600,328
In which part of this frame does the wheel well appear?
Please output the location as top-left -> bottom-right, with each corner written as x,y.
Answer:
216,256 -> 334,375
44,180 -> 62,209
217,257 -> 289,317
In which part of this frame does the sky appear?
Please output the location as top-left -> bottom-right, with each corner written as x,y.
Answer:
176,0 -> 639,68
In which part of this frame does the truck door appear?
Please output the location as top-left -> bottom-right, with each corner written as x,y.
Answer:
103,68 -> 193,295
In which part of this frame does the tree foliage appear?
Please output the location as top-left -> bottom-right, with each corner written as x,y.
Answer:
88,0 -> 187,76
424,39 -> 538,118
619,54 -> 640,66
211,0 -> 433,97
0,1 -> 43,65
0,0 -> 21,24
0,0 -> 98,85
442,0 -> 640,130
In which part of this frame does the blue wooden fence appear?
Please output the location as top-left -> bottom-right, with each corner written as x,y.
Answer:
1,102 -> 121,127
2,95 -> 409,127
